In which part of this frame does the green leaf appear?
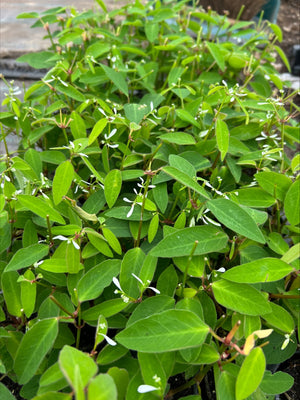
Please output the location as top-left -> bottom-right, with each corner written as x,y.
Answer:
145,22 -> 159,42
127,296 -> 174,327
222,258 -> 294,283
102,228 -> 122,255
260,370 -> 294,395
169,155 -> 196,177
262,302 -> 294,334
157,265 -> 178,297
212,279 -> 271,316
148,214 -> 159,243
14,318 -> 58,384
70,111 -> 86,139
150,226 -> 228,258
274,45 -> 291,72
255,172 -> 292,201
159,132 -> 196,145
216,371 -> 236,400
0,383 -> 16,400
216,119 -> 229,161
88,374 -> 117,400
59,345 -> 98,400
104,169 -> 122,208
1,271 -> 22,317
116,309 -> 209,352
56,83 -> 85,102
124,103 -> 148,124
138,352 -> 166,390
175,109 -> 200,128
86,42 -> 110,58
77,259 -> 121,302
207,198 -> 265,244
30,393 -> 71,400
236,347 -> 266,400
18,195 -> 65,224
5,243 -> 48,272
86,229 -> 113,258
267,232 -> 289,255
101,64 -> 128,97
174,255 -> 205,277
284,179 -> 300,226
82,299 -> 128,322
21,269 -> 36,318
52,161 -> 74,205
17,51 -> 55,69
120,248 -> 145,299
229,188 -> 275,208
162,166 -> 210,200
88,118 -> 108,145
281,243 -> 300,264
107,367 -> 129,400
206,41 -> 225,71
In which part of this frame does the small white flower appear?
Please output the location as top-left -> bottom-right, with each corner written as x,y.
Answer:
137,385 -> 159,394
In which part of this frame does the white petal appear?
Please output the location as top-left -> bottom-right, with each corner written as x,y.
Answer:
148,286 -> 160,294
72,240 -> 80,250
101,334 -> 117,346
126,204 -> 134,218
132,273 -> 143,284
112,277 -> 122,291
107,128 -> 117,139
137,385 -> 159,394
123,197 -> 132,203
53,235 -> 68,241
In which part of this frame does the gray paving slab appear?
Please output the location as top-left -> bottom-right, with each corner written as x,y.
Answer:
0,0 -> 123,57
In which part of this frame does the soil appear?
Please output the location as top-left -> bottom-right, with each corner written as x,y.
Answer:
277,0 -> 300,71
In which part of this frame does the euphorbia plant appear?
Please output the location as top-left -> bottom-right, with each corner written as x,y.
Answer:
0,0 -> 299,399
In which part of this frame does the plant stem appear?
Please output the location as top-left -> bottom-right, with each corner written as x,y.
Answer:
135,174 -> 151,248
50,295 -> 74,317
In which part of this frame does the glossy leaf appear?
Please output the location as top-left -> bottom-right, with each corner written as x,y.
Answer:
101,64 -> 128,96
1,271 -> 22,317
21,269 -> 36,318
104,169 -> 122,208
116,309 -> 209,352
120,248 -> 145,298
222,258 -> 294,283
52,161 -> 74,205
88,374 -> 117,400
212,279 -> 271,316
260,370 -> 294,395
284,179 -> 300,226
216,371 -> 236,400
5,244 -> 49,272
255,172 -> 292,201
163,166 -> 210,200
150,226 -> 228,257
88,118 -> 108,145
77,259 -> 121,302
206,41 -> 225,71
262,302 -> 294,334
216,119 -> 229,161
59,345 -> 98,400
18,195 -> 65,224
236,347 -> 266,400
14,318 -> 58,384
207,198 -> 265,244
229,188 -> 275,208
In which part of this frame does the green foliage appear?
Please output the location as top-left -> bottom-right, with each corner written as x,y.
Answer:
0,0 -> 299,399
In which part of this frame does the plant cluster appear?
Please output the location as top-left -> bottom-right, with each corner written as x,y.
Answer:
0,0 -> 299,399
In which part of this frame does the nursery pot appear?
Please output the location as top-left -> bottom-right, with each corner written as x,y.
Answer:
199,0 -> 267,20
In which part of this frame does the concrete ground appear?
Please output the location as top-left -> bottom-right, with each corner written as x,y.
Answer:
0,1 -> 125,153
